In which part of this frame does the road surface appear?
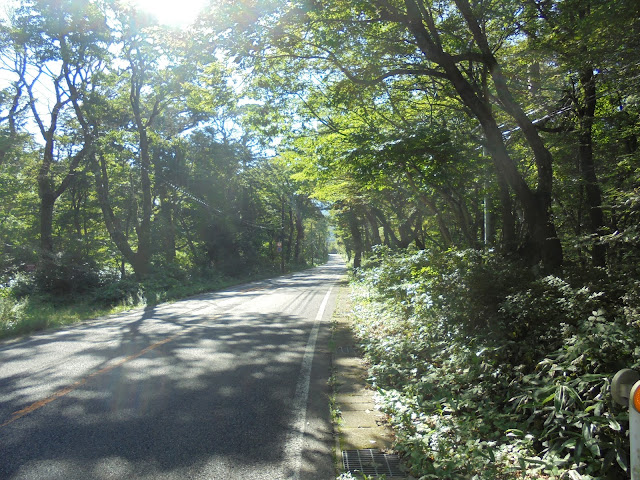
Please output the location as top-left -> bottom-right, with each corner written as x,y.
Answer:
0,255 -> 346,480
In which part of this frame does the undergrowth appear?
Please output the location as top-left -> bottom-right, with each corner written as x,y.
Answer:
0,265 -> 285,340
349,246 -> 640,480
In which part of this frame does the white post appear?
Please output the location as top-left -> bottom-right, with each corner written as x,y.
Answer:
612,369 -> 640,478
630,381 -> 640,480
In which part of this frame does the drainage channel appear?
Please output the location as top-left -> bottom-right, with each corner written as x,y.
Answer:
342,449 -> 404,478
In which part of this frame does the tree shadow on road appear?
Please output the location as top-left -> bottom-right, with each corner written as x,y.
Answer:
0,307 -> 335,480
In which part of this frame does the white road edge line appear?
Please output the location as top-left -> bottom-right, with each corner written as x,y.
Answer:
286,286 -> 334,480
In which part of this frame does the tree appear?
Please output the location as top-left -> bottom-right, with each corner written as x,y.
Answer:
3,0 -> 110,285
519,0 -> 640,267
213,0 -> 570,269
83,9 -> 198,278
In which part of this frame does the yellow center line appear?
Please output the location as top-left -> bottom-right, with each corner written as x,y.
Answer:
0,325 -> 198,430
0,286 -> 273,430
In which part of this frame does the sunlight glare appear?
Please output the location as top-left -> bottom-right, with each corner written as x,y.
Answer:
129,0 -> 209,27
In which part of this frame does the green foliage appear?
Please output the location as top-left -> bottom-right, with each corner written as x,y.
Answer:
0,0 -> 328,308
359,246 -> 534,339
0,262 -> 293,340
0,288 -> 27,336
509,310 -> 633,478
91,277 -> 143,307
350,247 -> 640,479
0,291 -> 106,338
34,253 -> 102,296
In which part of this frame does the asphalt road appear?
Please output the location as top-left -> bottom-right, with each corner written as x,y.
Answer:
0,255 -> 346,480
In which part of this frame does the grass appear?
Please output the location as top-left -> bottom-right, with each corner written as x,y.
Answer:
0,263 -> 315,341
2,298 -> 126,337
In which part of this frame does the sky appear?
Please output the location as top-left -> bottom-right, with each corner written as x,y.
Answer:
127,0 -> 210,27
0,0 -> 210,28
0,0 -> 214,139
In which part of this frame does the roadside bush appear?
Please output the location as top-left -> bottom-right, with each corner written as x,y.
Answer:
359,247 -> 535,336
498,275 -> 606,369
0,289 -> 27,334
509,309 -> 636,479
141,271 -> 185,305
35,252 -> 102,296
0,260 -> 285,340
8,271 -> 36,298
91,277 -> 143,307
350,246 -> 637,480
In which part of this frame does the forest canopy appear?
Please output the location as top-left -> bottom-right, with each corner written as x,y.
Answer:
203,0 -> 640,273
2,0 -> 638,292
1,0 -> 640,477
0,0 -> 330,303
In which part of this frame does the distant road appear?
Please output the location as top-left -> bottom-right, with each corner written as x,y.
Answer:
0,255 -> 346,480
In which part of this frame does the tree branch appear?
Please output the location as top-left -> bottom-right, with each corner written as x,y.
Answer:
327,52 -> 448,85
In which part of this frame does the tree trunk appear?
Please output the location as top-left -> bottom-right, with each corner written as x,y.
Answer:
577,67 -> 606,267
347,207 -> 363,269
398,210 -> 420,248
280,195 -> 286,273
434,185 -> 476,246
36,120 -> 87,267
93,153 -> 150,279
294,203 -> 304,263
160,195 -> 177,263
403,0 -> 563,270
404,172 -> 453,247
155,159 -> 177,263
178,212 -> 200,264
133,119 -> 152,276
364,209 -> 382,246
38,186 -> 55,259
497,175 -> 517,253
372,207 -> 402,247
287,204 -> 294,262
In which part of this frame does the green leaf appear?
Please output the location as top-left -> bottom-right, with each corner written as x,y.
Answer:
608,418 -> 622,431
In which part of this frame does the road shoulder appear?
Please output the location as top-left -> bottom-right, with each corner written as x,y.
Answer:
330,283 -> 403,478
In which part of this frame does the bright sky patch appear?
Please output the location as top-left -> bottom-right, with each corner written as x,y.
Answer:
128,0 -> 209,27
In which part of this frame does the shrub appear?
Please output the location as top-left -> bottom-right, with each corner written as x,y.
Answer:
91,277 -> 143,307
349,246 -> 637,479
33,252 -> 102,296
505,308 -> 637,479
0,289 -> 26,334
497,275 -> 606,369
9,271 -> 37,298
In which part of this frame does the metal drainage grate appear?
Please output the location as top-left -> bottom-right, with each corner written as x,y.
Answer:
342,449 -> 404,478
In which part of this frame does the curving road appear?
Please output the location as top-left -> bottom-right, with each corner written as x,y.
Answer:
0,255 -> 346,480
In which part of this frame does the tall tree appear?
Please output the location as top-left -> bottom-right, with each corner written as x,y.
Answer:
86,10 -> 195,278
213,0 -> 570,268
522,0 -> 640,267
6,0 -> 110,277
